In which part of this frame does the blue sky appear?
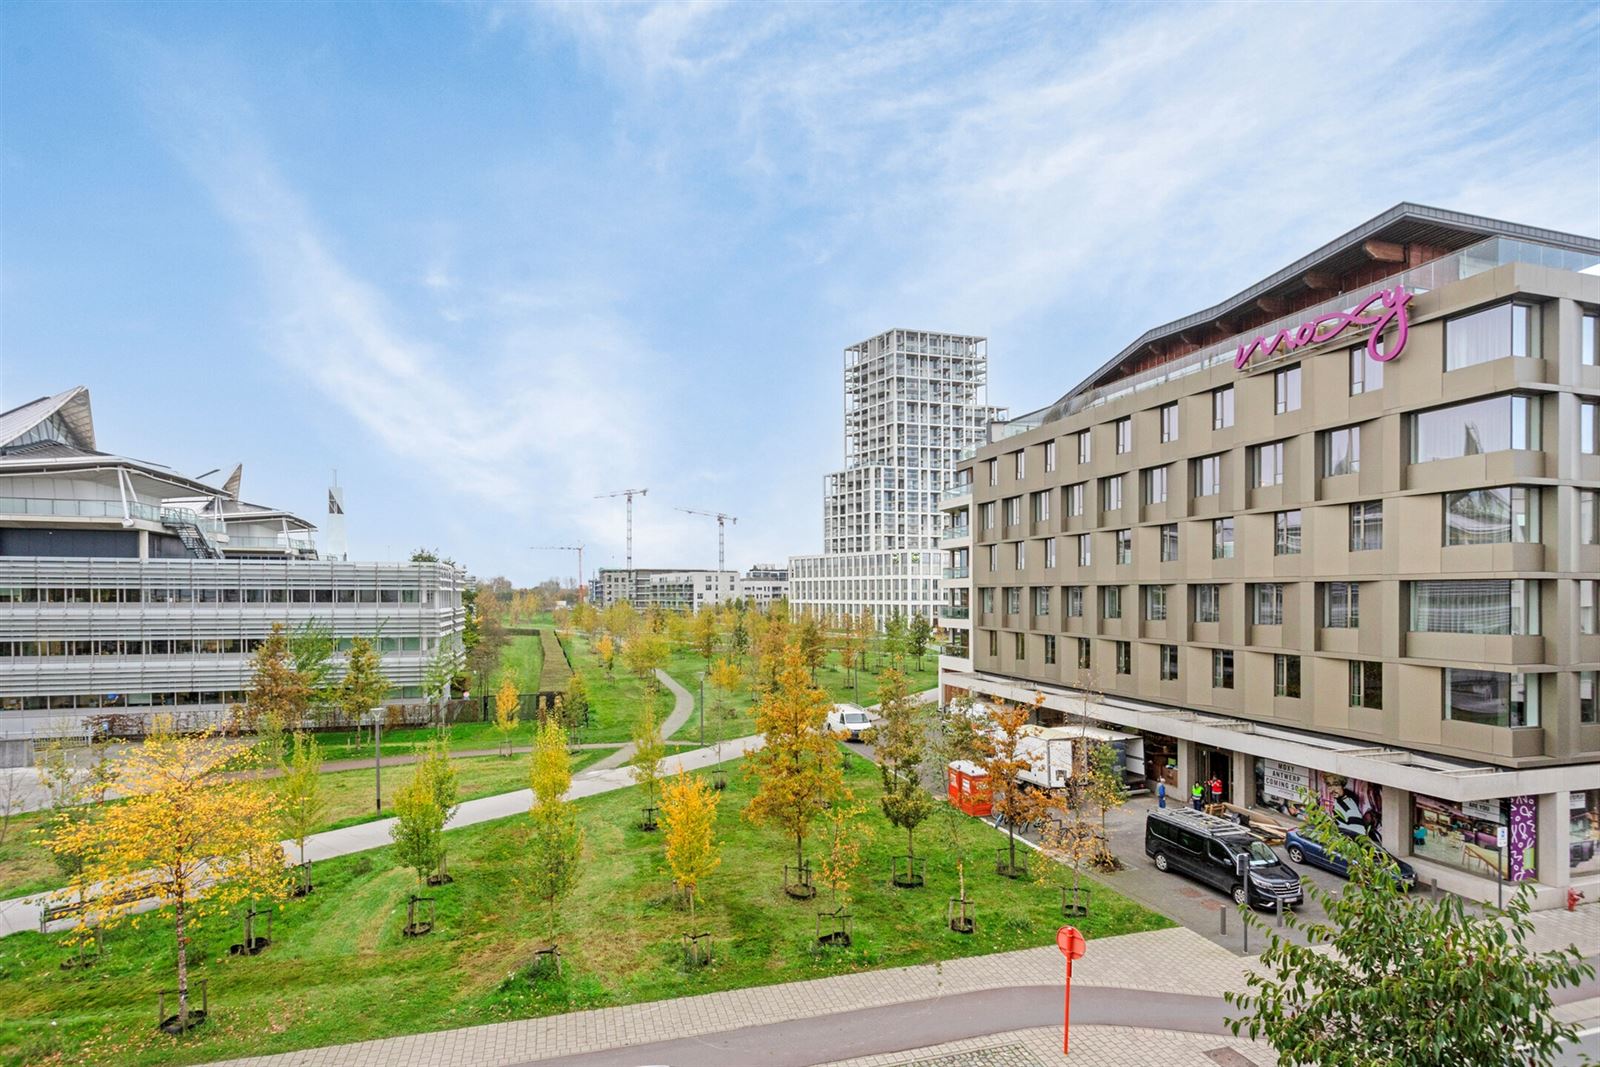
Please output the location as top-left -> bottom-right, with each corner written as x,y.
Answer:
3,2 -> 1596,584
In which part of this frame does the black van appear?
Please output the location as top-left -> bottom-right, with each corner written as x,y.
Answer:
1145,808 -> 1302,909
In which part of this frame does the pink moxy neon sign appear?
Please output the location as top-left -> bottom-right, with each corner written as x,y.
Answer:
1234,285 -> 1413,371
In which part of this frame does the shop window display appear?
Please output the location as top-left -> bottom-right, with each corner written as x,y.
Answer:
1253,758 -> 1383,843
1573,791 -> 1600,874
1412,793 -> 1536,881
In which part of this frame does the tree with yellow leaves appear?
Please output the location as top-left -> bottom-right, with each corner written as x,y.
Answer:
493,674 -> 521,757
707,656 -> 743,765
743,643 -> 842,896
660,770 -> 722,923
630,693 -> 667,828
621,631 -> 670,692
985,700 -> 1060,878
817,800 -> 871,943
689,607 -> 721,671
526,717 -> 582,949
46,717 -> 287,1032
595,632 -> 616,676
280,732 -> 328,894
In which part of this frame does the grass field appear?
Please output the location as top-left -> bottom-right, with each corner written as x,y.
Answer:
0,749 -> 609,901
499,633 -> 544,693
0,752 -> 1169,1067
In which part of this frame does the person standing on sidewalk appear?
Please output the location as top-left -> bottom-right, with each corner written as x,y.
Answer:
1209,776 -> 1224,809
1157,780 -> 1167,809
1191,781 -> 1204,811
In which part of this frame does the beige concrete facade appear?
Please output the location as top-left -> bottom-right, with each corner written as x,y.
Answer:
942,209 -> 1600,906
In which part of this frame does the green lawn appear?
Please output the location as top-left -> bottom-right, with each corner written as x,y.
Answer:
0,750 -> 609,901
0,753 -> 1169,1067
500,633 -> 544,693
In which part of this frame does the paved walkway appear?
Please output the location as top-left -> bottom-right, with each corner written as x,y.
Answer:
589,668 -> 696,771
215,926 -> 1261,1067
0,729 -> 763,939
815,1026 -> 1278,1067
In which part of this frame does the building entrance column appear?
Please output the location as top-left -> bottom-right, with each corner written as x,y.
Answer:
1538,791 -> 1571,890
1174,739 -> 1196,801
1230,750 -> 1253,807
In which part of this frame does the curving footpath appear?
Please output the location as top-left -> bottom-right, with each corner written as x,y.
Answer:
589,668 -> 697,772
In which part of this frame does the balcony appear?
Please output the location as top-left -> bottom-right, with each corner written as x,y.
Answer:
944,565 -> 970,579
0,496 -> 226,535
940,525 -> 971,544
940,605 -> 970,619
941,483 -> 973,503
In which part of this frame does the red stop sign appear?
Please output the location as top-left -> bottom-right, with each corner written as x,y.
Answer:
1056,925 -> 1086,960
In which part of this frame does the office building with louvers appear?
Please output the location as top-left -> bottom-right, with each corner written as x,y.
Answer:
940,204 -> 1600,907
0,386 -> 467,735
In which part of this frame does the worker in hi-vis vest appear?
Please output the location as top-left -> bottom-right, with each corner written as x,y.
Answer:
1190,781 -> 1204,811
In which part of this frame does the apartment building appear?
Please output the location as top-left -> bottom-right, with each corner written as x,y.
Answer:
791,329 -> 1003,627
0,386 -> 468,735
942,204 -> 1600,907
591,565 -> 791,613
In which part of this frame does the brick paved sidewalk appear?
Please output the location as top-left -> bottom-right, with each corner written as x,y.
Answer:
216,926 -> 1253,1067
813,1025 -> 1278,1067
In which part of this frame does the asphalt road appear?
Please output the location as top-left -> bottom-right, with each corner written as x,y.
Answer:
514,984 -> 1235,1067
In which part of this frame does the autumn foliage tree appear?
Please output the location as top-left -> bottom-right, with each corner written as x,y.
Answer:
707,657 -> 743,761
279,732 -> 328,892
247,622 -> 309,759
875,670 -> 933,884
493,675 -> 521,757
527,718 -> 582,948
595,633 -> 616,676
337,636 -> 390,731
47,718 -> 287,1031
743,644 -> 842,893
629,694 -> 667,825
984,701 -> 1057,878
660,770 -> 722,924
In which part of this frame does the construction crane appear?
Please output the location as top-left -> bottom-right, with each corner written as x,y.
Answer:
595,488 -> 648,599
530,545 -> 586,603
676,507 -> 738,574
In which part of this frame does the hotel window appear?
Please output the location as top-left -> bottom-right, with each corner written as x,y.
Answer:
1143,465 -> 1169,505
1043,634 -> 1057,665
1031,490 -> 1051,523
1033,586 -> 1051,616
1116,641 -> 1131,675
1077,637 -> 1091,671
1409,579 -> 1540,635
1015,633 -> 1026,659
1212,649 -> 1234,689
1160,523 -> 1179,562
1101,475 -> 1124,511
1160,644 -> 1179,681
1252,583 -> 1285,626
1410,395 -> 1541,462
1077,430 -> 1092,465
1213,517 -> 1235,559
1582,580 -> 1597,635
1349,501 -> 1383,552
1115,417 -> 1132,454
981,588 -> 995,614
1115,529 -> 1132,565
1349,346 -> 1384,395
1324,425 -> 1361,476
1102,585 -> 1123,619
1583,671 -> 1599,725
1444,300 -> 1541,371
1445,486 -> 1541,545
1212,385 -> 1235,429
1144,585 -> 1168,621
1585,490 -> 1600,545
1077,534 -> 1092,567
1045,440 -> 1057,473
1194,584 -> 1221,623
1349,661 -> 1383,709
987,545 -> 999,572
1444,668 -> 1539,728
1274,654 -> 1302,698
1324,582 -> 1360,628
1066,483 -> 1085,517
1065,585 -> 1084,617
987,458 -> 999,486
981,501 -> 996,530
1252,441 -> 1285,487
1013,450 -> 1025,480
1014,541 -> 1026,569
1005,496 -> 1022,526
1275,366 -> 1302,414
1005,587 -> 1022,615
1192,454 -> 1223,498
988,631 -> 999,657
1160,402 -> 1179,443
1584,401 -> 1598,455
1274,510 -> 1302,556
1583,312 -> 1598,366
1044,537 -> 1057,569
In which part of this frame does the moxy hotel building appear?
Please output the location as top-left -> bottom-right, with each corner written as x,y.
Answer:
939,204 -> 1600,906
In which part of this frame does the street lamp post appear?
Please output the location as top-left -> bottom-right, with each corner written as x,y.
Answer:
371,707 -> 386,813
698,670 -> 706,746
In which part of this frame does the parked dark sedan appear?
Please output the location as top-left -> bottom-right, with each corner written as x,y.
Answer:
1284,827 -> 1416,888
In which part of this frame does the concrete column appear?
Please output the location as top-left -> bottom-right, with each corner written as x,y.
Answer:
1538,790 -> 1571,889
1380,785 -> 1406,856
1175,739 -> 1196,801
1231,749 -> 1254,807
137,529 -> 149,560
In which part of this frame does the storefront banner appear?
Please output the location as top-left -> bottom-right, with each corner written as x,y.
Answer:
1509,795 -> 1537,883
1262,760 -> 1311,804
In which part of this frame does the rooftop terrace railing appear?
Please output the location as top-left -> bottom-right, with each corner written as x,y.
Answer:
0,496 -> 225,535
994,236 -> 1600,441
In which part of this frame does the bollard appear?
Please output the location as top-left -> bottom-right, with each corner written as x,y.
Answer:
1219,907 -> 1227,936
1242,908 -> 1249,952
1275,898 -> 1284,928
